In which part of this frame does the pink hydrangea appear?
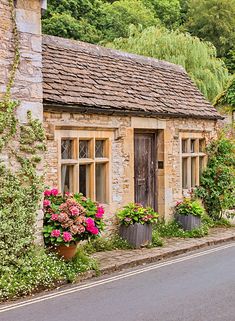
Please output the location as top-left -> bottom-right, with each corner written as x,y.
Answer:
43,199 -> 51,207
95,206 -> 104,219
87,226 -> 99,235
51,188 -> 59,196
70,206 -> 80,216
51,229 -> 60,237
51,214 -> 59,221
63,231 -> 72,242
44,190 -> 51,197
86,217 -> 95,228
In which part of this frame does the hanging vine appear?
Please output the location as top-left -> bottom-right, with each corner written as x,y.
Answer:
0,0 -> 46,269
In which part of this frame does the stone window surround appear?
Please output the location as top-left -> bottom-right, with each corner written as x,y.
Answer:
180,132 -> 207,193
55,129 -> 113,204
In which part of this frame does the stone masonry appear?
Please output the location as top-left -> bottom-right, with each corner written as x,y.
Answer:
0,0 -> 44,234
44,111 -> 218,227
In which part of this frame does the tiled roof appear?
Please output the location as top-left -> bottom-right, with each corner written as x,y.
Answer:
42,35 -> 221,120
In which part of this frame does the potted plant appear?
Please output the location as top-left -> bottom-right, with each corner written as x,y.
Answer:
43,189 -> 105,260
175,198 -> 204,231
117,203 -> 158,248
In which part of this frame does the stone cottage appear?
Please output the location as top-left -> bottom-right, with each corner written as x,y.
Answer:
1,0 -> 222,229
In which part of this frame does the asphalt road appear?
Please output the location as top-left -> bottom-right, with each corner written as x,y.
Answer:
1,243 -> 235,321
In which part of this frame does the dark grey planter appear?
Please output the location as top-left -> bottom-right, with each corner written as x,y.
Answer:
176,214 -> 201,231
119,223 -> 152,248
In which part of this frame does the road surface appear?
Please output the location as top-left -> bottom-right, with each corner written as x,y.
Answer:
1,243 -> 235,321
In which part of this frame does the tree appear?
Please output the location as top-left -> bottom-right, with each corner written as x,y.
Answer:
99,0 -> 157,42
42,0 -> 105,43
42,0 -> 158,43
110,26 -> 229,102
143,0 -> 181,29
185,0 -> 235,58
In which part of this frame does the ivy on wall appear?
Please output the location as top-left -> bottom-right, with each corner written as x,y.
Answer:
0,0 -> 46,270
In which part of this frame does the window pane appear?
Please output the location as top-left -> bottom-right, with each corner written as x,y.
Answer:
191,157 -> 197,187
182,158 -> 188,189
199,139 -> 205,152
61,140 -> 73,159
96,163 -> 106,203
95,140 -> 105,158
79,140 -> 89,158
191,139 -> 196,153
61,165 -> 73,194
79,164 -> 90,197
182,139 -> 188,153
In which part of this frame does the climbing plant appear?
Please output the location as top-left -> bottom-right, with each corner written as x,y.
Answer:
0,0 -> 46,270
195,134 -> 235,220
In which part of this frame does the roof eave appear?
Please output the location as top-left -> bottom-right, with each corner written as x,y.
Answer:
43,101 -> 224,121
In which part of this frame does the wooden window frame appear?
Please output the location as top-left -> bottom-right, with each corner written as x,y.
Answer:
180,135 -> 207,191
56,129 -> 113,204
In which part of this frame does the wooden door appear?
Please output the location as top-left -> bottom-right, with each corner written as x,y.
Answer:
134,133 -> 156,209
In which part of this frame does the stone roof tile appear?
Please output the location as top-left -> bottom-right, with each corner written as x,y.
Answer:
42,35 -> 221,120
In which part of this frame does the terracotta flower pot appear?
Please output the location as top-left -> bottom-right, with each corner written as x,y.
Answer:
56,244 -> 77,260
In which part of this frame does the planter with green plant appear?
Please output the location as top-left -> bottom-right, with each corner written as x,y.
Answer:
43,189 -> 105,260
117,203 -> 158,248
175,198 -> 204,231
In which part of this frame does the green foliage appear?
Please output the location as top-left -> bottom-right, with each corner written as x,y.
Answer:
0,246 -> 97,301
185,0 -> 235,58
42,0 -> 104,43
83,234 -> 133,253
214,76 -> 235,109
42,0 -> 157,43
117,203 -> 159,226
175,199 -> 205,218
149,230 -> 164,247
155,219 -> 209,238
110,25 -> 229,102
99,0 -> 157,42
195,135 -> 235,220
144,0 -> 181,29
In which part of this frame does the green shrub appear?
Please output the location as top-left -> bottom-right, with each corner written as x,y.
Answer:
0,246 -> 97,301
195,135 -> 235,220
175,199 -> 205,217
154,219 -> 209,238
117,203 -> 158,226
84,234 -> 133,254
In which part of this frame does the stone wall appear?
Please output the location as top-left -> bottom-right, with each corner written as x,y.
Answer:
44,110 -> 218,229
0,0 -> 44,237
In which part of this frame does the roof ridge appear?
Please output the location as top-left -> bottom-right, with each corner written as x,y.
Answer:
42,34 -> 186,74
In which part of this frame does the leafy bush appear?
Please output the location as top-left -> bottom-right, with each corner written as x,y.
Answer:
83,234 -> 133,254
175,199 -> 205,217
43,191 -> 105,246
117,203 -> 158,226
0,246 -> 97,301
154,219 -> 209,238
195,135 -> 235,220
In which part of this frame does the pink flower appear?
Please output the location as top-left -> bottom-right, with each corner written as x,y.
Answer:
51,229 -> 60,237
176,201 -> 182,206
70,206 -> 79,216
51,214 -> 59,221
63,231 -> 72,242
87,226 -> 99,235
43,199 -> 51,207
51,188 -> 59,196
86,217 -> 95,228
44,190 -> 51,197
95,206 -> 104,218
